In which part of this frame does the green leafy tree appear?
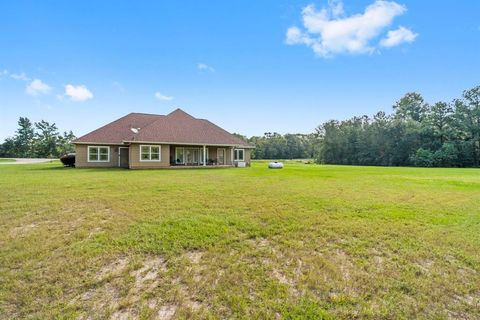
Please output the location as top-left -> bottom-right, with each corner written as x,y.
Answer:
33,120 -> 59,157
13,117 -> 35,157
250,132 -> 316,160
462,86 -> 480,166
393,92 -> 429,122
426,102 -> 453,147
57,131 -> 77,155
0,137 -> 16,157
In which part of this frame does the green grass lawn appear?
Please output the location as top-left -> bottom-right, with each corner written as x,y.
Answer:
0,158 -> 15,163
0,161 -> 479,319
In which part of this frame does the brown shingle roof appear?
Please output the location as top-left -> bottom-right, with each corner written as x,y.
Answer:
73,112 -> 163,144
74,109 -> 253,147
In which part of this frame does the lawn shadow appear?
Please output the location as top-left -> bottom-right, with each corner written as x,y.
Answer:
31,164 -> 121,171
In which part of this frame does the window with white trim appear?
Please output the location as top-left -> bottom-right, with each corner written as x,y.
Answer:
88,146 -> 110,162
140,145 -> 161,161
234,149 -> 244,161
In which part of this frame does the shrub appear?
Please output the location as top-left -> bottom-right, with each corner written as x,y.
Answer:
60,153 -> 75,167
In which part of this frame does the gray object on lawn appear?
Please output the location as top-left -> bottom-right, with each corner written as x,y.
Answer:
268,162 -> 284,169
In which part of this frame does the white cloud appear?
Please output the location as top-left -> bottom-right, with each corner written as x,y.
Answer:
10,72 -> 30,81
65,84 -> 93,102
286,0 -> 417,57
197,63 -> 215,72
380,26 -> 418,47
154,91 -> 174,101
26,79 -> 51,96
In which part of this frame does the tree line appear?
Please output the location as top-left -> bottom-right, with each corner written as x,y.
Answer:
238,133 -> 317,160
0,117 -> 76,158
316,86 -> 480,167
245,85 -> 480,167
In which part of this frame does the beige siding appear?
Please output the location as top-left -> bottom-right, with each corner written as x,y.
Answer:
75,144 -> 119,168
245,149 -> 251,164
129,143 -> 170,169
227,147 -> 233,165
232,148 -> 251,166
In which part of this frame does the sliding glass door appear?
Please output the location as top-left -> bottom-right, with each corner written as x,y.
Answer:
185,148 -> 198,164
176,147 -> 208,165
217,148 -> 225,165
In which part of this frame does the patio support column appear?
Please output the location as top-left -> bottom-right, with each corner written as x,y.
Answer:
203,145 -> 206,166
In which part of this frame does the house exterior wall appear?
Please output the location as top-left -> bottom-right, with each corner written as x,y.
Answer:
75,144 -> 120,168
232,148 -> 251,166
128,143 -> 170,169
245,148 -> 251,164
227,147 -> 233,165
76,143 -> 251,168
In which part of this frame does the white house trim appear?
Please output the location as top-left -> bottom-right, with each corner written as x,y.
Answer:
234,148 -> 245,161
139,145 -> 162,162
87,146 -> 110,163
75,142 -> 124,146
203,145 -> 207,166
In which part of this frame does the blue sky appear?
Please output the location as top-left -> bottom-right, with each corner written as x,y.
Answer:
0,1 -> 479,140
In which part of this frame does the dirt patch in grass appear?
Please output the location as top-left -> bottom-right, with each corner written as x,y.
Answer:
185,251 -> 203,264
417,258 -> 434,274
130,256 -> 166,294
176,250 -> 208,312
157,304 -> 177,319
76,255 -> 168,318
75,251 -> 212,318
333,249 -> 353,281
96,256 -> 130,281
9,223 -> 37,238
453,292 -> 480,307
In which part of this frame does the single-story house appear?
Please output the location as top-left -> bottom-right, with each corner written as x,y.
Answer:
73,108 -> 254,169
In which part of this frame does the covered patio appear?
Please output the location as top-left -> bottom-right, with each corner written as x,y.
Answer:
169,145 -> 234,167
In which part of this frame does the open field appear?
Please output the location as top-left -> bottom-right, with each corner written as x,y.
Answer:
0,158 -> 15,163
0,161 -> 479,319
